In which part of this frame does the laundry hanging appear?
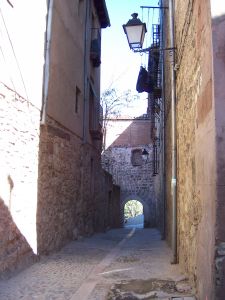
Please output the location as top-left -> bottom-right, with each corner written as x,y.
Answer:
136,66 -> 153,93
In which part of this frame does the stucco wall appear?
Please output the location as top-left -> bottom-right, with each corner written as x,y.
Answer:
164,0 -> 216,298
0,0 -> 46,108
47,0 -> 101,142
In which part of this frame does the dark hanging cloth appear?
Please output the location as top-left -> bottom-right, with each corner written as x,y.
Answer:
136,66 -> 153,93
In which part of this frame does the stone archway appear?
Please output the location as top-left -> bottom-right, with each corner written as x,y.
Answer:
121,195 -> 152,228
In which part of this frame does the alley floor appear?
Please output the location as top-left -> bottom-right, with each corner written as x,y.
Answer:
0,228 -> 196,300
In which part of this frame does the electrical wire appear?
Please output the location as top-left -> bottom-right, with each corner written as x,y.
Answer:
0,7 -> 29,102
0,44 -> 16,91
0,22 -> 16,91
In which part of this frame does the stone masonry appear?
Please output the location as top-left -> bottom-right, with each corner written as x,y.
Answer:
163,0 -> 217,298
37,117 -> 120,254
102,117 -> 156,227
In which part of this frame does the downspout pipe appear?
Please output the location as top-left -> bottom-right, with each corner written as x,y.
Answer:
168,0 -> 178,264
160,0 -> 166,240
82,0 -> 90,143
41,0 -> 54,125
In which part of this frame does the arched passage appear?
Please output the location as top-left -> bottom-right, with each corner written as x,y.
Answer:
121,195 -> 152,228
124,200 -> 144,228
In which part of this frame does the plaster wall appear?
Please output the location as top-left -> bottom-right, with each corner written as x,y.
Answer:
47,0 -> 101,141
105,118 -> 151,149
0,0 -> 46,109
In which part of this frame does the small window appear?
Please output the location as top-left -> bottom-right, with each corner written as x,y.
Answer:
75,86 -> 81,113
89,86 -> 95,130
131,149 -> 143,166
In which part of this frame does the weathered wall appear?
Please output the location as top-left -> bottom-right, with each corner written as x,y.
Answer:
164,0 -> 216,298
0,83 -> 40,274
103,171 -> 121,230
37,117 -> 113,253
211,13 -> 225,299
36,0 -> 111,254
0,0 -> 112,275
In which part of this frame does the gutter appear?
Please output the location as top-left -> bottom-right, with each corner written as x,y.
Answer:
41,0 -> 54,125
168,0 -> 178,264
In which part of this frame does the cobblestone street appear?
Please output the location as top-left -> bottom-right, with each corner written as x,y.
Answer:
0,228 -> 196,300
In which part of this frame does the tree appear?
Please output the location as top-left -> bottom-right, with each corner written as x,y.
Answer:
124,200 -> 143,219
101,88 -> 139,150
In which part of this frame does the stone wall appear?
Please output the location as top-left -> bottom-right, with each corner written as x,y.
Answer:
102,117 -> 155,227
102,146 -> 155,227
37,117 -> 116,254
103,171 -> 121,230
212,14 -> 225,299
0,83 -> 40,276
163,0 -> 216,298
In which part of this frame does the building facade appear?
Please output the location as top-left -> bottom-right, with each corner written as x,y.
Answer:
157,0 -> 225,299
102,116 -> 156,227
0,0 -> 120,277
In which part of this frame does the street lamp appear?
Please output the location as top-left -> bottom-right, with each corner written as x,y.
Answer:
123,13 -> 147,50
142,148 -> 149,163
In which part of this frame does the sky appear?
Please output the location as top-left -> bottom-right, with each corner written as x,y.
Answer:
101,0 -> 160,117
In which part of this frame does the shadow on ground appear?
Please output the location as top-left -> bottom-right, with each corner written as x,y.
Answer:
106,278 -> 195,300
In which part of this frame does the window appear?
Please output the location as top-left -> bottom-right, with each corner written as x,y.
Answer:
131,149 -> 143,166
75,86 -> 81,114
89,86 -> 95,130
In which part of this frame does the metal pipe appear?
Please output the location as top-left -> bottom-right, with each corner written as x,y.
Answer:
159,0 -> 166,240
168,0 -> 177,264
41,0 -> 54,125
82,0 -> 90,142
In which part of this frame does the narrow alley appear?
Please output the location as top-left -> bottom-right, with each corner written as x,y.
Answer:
0,228 -> 196,300
1,0 -> 225,299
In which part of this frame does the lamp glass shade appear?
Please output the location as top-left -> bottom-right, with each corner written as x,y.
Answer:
123,13 -> 147,50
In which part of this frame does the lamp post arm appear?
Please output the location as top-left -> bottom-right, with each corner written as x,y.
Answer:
140,6 -> 168,9
133,47 -> 176,53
